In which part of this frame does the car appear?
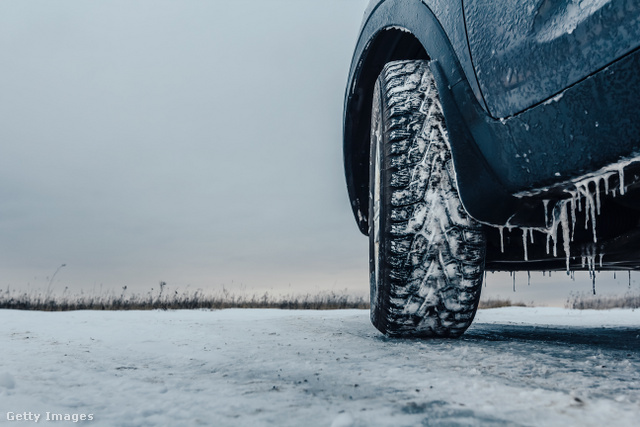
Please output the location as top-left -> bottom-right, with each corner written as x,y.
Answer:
343,0 -> 640,337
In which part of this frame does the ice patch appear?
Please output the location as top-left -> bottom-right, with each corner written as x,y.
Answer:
535,0 -> 611,43
0,372 -> 15,389
331,413 -> 356,427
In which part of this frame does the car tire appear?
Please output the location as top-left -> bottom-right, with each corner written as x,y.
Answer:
369,60 -> 486,338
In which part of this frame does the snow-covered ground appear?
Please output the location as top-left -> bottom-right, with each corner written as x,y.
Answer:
1,308 -> 639,426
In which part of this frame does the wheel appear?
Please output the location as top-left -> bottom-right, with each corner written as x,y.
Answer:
369,60 -> 486,338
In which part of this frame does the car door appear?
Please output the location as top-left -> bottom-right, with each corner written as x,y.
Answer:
463,0 -> 640,119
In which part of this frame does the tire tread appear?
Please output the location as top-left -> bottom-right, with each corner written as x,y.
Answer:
370,60 -> 486,338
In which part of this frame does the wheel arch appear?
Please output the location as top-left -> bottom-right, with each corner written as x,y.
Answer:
343,27 -> 428,235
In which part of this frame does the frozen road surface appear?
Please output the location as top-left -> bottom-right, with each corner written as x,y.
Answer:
1,307 -> 639,426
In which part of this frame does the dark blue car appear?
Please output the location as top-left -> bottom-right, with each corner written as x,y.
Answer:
343,0 -> 640,337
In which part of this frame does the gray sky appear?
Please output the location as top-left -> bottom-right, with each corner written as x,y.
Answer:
0,0 -> 636,305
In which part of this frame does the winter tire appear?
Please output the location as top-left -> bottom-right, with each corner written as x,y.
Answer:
369,60 -> 486,338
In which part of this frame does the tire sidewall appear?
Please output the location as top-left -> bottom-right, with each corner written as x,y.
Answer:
369,77 -> 390,330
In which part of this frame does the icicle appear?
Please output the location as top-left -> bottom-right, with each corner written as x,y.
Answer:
576,182 -> 597,243
530,229 -> 535,244
548,204 -> 560,258
594,178 -> 602,215
589,247 -> 596,294
582,187 -> 590,231
569,197 -> 576,241
604,173 -> 610,195
560,202 -> 571,273
546,233 -> 551,255
577,192 -> 582,212
498,226 -> 505,253
582,244 -> 598,293
614,271 -> 616,280
618,164 -> 626,195
629,270 -> 631,288
543,199 -> 550,227
598,253 -> 603,269
527,271 -> 531,286
522,228 -> 529,261
589,197 -> 597,243
513,271 -> 516,292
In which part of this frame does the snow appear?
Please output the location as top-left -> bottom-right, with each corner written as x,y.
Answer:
1,308 -> 639,426
384,26 -> 412,35
543,92 -> 565,105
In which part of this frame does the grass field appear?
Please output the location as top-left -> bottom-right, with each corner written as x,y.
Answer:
1,283 -> 638,311
0,283 -> 369,311
565,291 -> 640,310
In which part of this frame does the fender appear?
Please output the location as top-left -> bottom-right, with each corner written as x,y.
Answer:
343,0 -> 525,235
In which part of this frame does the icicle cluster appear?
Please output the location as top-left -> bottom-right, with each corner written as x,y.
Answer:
497,155 -> 638,273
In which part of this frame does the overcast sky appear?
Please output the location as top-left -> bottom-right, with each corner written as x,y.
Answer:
0,0 -> 636,305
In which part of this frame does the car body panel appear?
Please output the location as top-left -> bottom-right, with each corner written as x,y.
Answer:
466,47 -> 640,197
464,0 -> 640,118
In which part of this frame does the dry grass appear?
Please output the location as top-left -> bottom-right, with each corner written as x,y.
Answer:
478,298 -> 528,309
0,283 -> 369,312
565,292 -> 640,310
6,283 -> 637,312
